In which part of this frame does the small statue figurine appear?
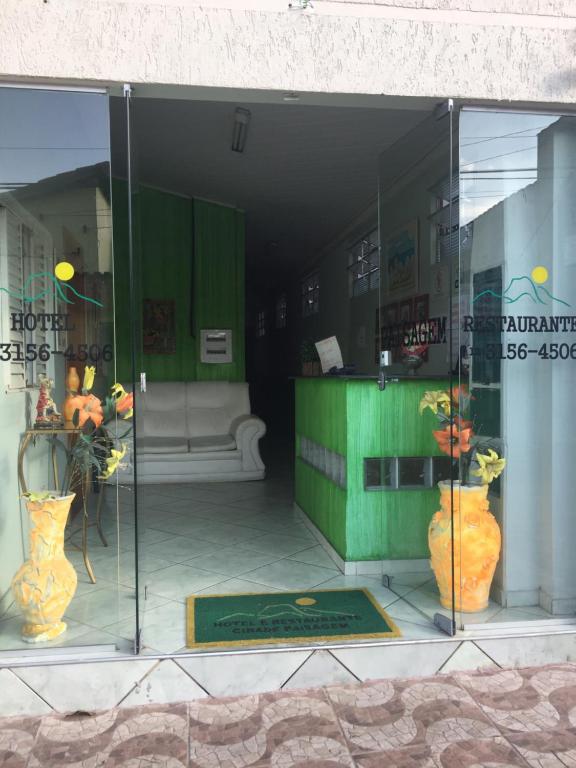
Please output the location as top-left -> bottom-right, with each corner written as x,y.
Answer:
35,376 -> 64,429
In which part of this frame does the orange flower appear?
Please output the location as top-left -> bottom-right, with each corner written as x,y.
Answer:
433,425 -> 472,458
451,384 -> 475,406
451,384 -> 468,403
454,415 -> 473,430
67,393 -> 104,428
116,392 -> 133,416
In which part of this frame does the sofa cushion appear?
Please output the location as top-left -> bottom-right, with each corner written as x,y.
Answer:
186,408 -> 234,438
138,383 -> 188,439
188,435 -> 237,453
137,437 -> 189,455
185,382 -> 251,438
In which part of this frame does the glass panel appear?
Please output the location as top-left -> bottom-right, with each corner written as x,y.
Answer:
0,87 -> 136,653
457,108 -> 576,629
398,457 -> 427,488
108,88 -> 143,652
365,457 -> 395,490
377,107 -> 457,634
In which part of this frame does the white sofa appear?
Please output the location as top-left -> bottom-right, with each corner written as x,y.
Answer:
119,381 -> 266,483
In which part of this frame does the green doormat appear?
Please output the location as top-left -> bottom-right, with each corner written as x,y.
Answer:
186,588 -> 400,649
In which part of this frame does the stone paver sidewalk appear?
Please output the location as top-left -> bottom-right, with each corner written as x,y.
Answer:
2,662 -> 576,766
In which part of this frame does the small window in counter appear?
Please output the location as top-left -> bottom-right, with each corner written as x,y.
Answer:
399,457 -> 428,488
365,458 -> 396,489
365,456 -> 453,490
299,436 -> 346,489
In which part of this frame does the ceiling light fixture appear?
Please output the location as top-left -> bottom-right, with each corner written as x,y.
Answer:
283,92 -> 300,103
231,107 -> 251,153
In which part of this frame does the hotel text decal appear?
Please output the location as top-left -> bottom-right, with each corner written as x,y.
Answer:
0,312 -> 112,363
0,260 -> 109,364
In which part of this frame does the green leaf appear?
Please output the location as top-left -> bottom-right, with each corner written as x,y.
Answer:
24,491 -> 55,502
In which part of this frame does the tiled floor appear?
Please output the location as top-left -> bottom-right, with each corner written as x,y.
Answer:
3,662 -> 576,766
0,458 -> 563,655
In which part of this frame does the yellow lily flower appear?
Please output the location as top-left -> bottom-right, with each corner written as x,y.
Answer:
110,383 -> 126,399
472,449 -> 506,484
419,390 -> 451,415
99,444 -> 127,480
83,365 -> 96,392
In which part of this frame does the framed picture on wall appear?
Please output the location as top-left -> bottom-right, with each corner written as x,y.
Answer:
143,299 -> 176,355
386,219 -> 419,296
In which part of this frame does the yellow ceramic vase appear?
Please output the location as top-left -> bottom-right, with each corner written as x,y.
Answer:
428,481 -> 501,613
11,494 -> 78,642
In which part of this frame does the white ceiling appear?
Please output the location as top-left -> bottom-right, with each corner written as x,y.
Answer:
110,98 -> 430,278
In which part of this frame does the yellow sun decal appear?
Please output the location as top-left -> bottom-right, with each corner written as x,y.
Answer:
295,597 -> 317,606
531,265 -> 548,284
54,261 -> 74,281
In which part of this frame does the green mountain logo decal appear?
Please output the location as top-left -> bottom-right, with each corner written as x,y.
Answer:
0,268 -> 103,308
473,273 -> 570,308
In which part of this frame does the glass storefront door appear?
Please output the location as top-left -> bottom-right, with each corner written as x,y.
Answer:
455,108 -> 576,630
376,104 -> 459,636
0,86 -> 138,653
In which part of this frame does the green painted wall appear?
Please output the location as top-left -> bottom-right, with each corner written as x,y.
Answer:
295,377 -> 449,561
113,184 -> 245,382
295,461 -> 348,558
294,378 -> 347,455
194,199 -> 245,382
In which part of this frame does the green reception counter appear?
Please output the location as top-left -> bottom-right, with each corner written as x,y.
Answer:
294,376 -> 450,567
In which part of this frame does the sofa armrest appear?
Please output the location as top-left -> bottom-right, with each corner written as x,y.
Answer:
230,415 -> 266,473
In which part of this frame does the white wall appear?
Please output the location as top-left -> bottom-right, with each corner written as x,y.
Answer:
1,1 -> 576,105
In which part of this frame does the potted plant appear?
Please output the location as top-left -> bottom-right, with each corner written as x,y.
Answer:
11,367 -> 133,642
300,339 -> 321,377
419,385 -> 505,612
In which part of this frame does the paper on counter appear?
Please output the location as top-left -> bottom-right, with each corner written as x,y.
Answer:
315,336 -> 344,373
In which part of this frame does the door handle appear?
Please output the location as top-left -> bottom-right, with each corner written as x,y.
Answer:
140,372 -> 147,393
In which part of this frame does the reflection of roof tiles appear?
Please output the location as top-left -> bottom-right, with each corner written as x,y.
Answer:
0,160 -> 110,204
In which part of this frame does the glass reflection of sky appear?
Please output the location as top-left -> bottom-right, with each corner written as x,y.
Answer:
460,112 -> 558,226
0,88 -> 110,189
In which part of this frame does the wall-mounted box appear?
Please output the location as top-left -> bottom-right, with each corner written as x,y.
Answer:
200,329 -> 233,364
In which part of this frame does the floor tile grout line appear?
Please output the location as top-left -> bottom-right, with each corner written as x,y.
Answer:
470,639 -> 503,668
172,658 -> 212,697
279,650 -> 316,689
436,640 -> 464,673
9,668 -> 56,713
114,658 -> 162,707
326,648 -> 362,682
498,733 -> 534,768
449,672 -> 530,739
319,685 -> 359,766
